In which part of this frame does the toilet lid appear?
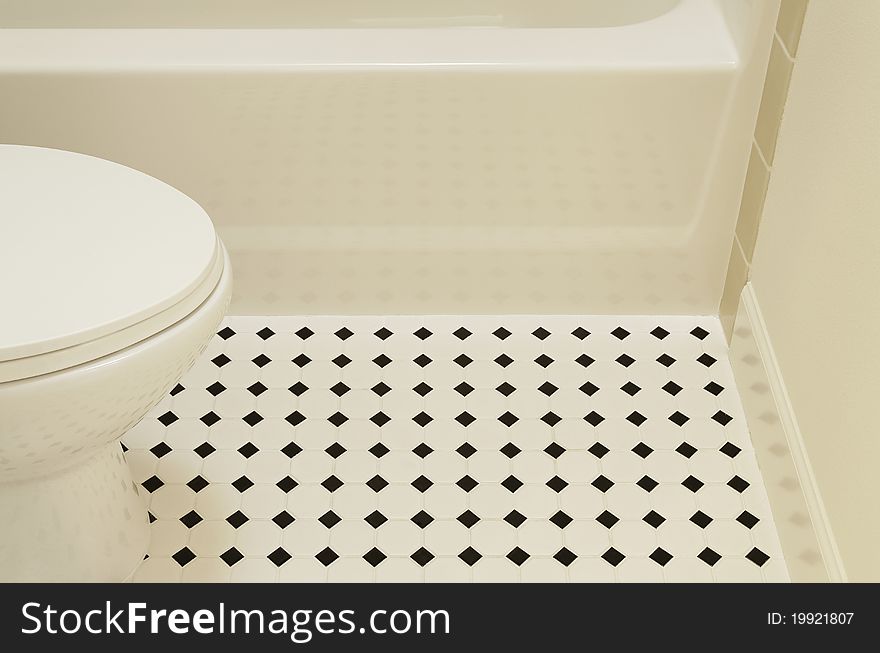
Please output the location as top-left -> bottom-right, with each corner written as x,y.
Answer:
0,145 -> 220,363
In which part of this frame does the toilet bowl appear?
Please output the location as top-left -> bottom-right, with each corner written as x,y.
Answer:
0,145 -> 232,581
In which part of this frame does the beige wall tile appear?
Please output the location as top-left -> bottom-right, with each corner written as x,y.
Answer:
754,37 -> 794,165
735,144 -> 771,262
776,0 -> 809,56
718,239 -> 748,341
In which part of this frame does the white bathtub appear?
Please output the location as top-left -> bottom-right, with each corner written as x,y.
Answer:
0,0 -> 779,315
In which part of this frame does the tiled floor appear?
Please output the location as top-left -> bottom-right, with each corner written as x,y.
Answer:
125,315 -> 787,582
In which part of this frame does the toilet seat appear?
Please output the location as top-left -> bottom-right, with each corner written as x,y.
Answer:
0,145 -> 224,383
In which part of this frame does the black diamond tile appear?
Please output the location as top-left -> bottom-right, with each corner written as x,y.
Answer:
720,442 -> 742,458
243,411 -> 264,427
592,475 -> 614,492
544,442 -> 566,459
456,443 -> 477,458
257,327 -> 275,340
691,326 -> 710,340
455,382 -> 475,396
316,548 -> 339,566
576,353 -> 595,368
611,326 -> 630,340
459,547 -> 482,566
252,354 -> 271,368
288,382 -> 309,396
321,475 -> 343,492
584,411 -> 605,426
150,442 -> 172,458
371,411 -> 391,427
627,411 -> 647,427
507,547 -> 530,566
597,510 -> 619,528
621,381 -> 641,396
220,547 -> 244,566
226,510 -> 249,528
541,412 -> 561,427
180,510 -> 202,528
457,510 -> 480,528
410,510 -> 434,528
335,327 -> 354,340
682,475 -> 704,492
172,547 -> 196,567
632,442 -> 654,458
413,412 -> 433,427
690,511 -> 713,528
268,547 -> 292,567
365,511 -> 388,528
325,443 -> 347,458
538,381 -> 558,397
217,326 -> 236,340
676,442 -> 698,458
328,412 -> 349,427
746,547 -> 770,567
669,411 -> 690,426
704,381 -> 724,396
493,327 -> 512,340
501,442 -> 521,458
737,511 -> 760,529
588,442 -> 610,458
554,547 -> 577,567
200,411 -> 221,427
238,442 -> 259,458
637,475 -> 659,492
411,548 -> 435,567
454,327 -> 472,340
550,510 -> 574,528
580,381 -> 600,396
534,354 -> 554,368
187,475 -> 209,493
246,381 -> 268,397
194,442 -> 216,458
698,547 -> 722,566
601,547 -> 625,567
211,354 -> 231,368
411,475 -> 433,492
158,411 -> 178,426
495,382 -> 516,397
367,475 -> 389,492
319,510 -> 342,528
697,353 -> 717,367
504,510 -> 527,527
656,353 -> 676,367
273,511 -> 295,528
121,442 -> 129,453
413,354 -> 432,368
277,476 -> 298,492
650,547 -> 673,567
546,476 -> 568,492
454,354 -> 473,368
295,327 -> 314,340
292,354 -> 311,367
495,353 -> 514,368
456,475 -> 478,492
332,354 -> 352,368
413,327 -> 433,340
501,475 -> 523,492
330,381 -> 350,397
371,381 -> 392,397
572,327 -> 590,340
374,327 -> 393,340
373,354 -> 392,368
651,326 -> 670,339
169,383 -> 185,396
232,476 -> 254,492
413,382 -> 433,396
663,381 -> 683,396
643,510 -> 666,528
206,381 -> 227,396
498,411 -> 519,427
456,412 -> 476,427
142,476 -> 164,492
413,443 -> 434,458
713,411 -> 733,426
616,354 -> 635,367
532,327 -> 551,340
281,442 -> 303,458
728,475 -> 750,493
369,442 -> 390,458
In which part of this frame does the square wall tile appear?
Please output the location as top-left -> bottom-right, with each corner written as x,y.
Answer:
776,0 -> 809,57
754,37 -> 794,165
735,145 -> 771,263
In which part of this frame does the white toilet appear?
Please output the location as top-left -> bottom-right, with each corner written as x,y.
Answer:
0,145 -> 232,581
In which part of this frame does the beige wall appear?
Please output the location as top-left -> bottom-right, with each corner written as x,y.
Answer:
749,0 -> 880,581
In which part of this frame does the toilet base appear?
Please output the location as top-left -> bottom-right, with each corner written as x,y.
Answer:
0,442 -> 149,582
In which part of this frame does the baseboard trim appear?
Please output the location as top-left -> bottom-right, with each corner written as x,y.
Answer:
739,284 -> 847,582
